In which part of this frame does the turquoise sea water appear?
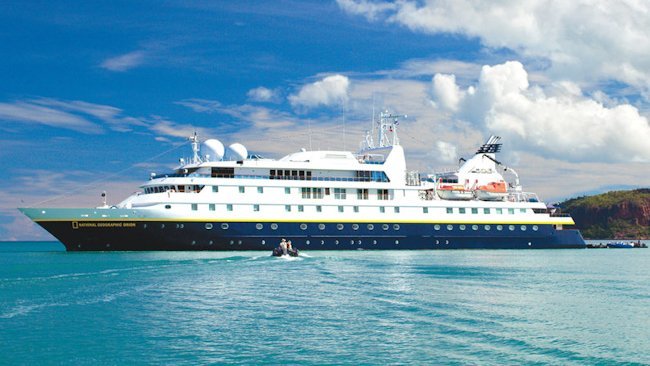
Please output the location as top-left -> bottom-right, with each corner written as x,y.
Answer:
1,242 -> 649,365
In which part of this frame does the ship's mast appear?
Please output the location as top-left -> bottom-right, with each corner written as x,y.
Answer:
189,132 -> 202,164
377,110 -> 406,147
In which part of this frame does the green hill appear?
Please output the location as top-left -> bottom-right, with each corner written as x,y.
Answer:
560,188 -> 650,239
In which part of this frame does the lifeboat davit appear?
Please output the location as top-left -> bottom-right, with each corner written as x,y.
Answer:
475,181 -> 508,201
436,184 -> 474,200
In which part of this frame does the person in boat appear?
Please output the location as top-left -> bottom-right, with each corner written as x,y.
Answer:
280,238 -> 288,255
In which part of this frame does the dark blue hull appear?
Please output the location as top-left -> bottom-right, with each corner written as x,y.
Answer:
37,220 -> 586,251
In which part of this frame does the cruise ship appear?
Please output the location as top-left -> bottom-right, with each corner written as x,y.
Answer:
20,112 -> 585,251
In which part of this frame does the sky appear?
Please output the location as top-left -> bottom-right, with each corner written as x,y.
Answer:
2,0 -> 650,240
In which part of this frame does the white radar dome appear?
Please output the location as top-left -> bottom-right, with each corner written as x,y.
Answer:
203,139 -> 225,161
228,143 -> 248,161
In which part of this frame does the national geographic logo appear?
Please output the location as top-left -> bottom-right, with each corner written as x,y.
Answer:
71,221 -> 136,229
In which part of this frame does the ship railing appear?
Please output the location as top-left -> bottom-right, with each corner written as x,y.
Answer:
154,173 -> 390,183
549,212 -> 572,217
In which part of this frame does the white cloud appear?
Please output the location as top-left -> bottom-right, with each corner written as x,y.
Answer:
289,74 -> 350,109
100,50 -> 146,72
338,0 -> 650,89
432,74 -> 462,112
431,61 -> 650,163
247,86 -> 281,103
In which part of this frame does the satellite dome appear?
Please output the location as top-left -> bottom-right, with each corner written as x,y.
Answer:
228,143 -> 248,161
203,139 -> 225,161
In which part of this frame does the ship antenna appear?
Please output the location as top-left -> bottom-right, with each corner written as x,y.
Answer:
189,131 -> 202,164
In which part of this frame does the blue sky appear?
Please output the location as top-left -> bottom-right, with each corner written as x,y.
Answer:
2,0 -> 650,240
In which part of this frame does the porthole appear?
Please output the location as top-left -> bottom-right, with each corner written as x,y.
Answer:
532,225 -> 539,231
221,223 -> 229,230
261,240 -> 266,245
485,225 -> 491,231
209,240 -> 214,245
306,240 -> 310,245
300,223 -> 308,230
352,224 -> 359,230
373,240 -> 377,245
350,240 -> 354,245
434,224 -> 441,230
318,224 -> 325,230
165,205 -> 171,209
191,240 -> 196,245
270,223 -> 278,230
436,240 -> 439,245
205,223 -> 213,230
393,224 -> 400,230
520,225 -> 527,231
256,223 -> 263,230
320,240 -> 325,245
367,224 -> 374,230
472,225 -> 478,231
395,240 -> 399,245
229,240 -> 234,245
509,225 -> 515,231
447,224 -> 453,231
337,224 -> 344,230
143,223 -> 147,229
335,240 -> 339,245
357,240 -> 361,245
497,225 -> 503,231
459,224 -> 466,231
179,224 -> 184,229
238,240 -> 242,245
382,224 -> 389,230
161,224 -> 165,229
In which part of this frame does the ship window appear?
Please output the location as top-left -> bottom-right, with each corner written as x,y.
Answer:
318,224 -> 325,230
520,208 -> 527,213
298,205 -> 304,212
459,208 -> 466,214
300,223 -> 308,230
394,207 -> 400,213
306,171 -> 312,180
379,206 -> 385,213
337,224 -> 344,230
446,208 -> 453,214
221,223 -> 229,230
209,204 -> 215,211
471,208 -> 478,214
277,170 -> 283,178
485,225 -> 491,231
301,187 -> 311,199
509,225 -> 515,231
292,170 -> 298,179
285,205 -> 291,212
270,169 -> 275,178
352,224 -> 359,230
367,224 -> 374,230
205,223 -> 213,230
212,186 -> 218,193
316,205 -> 322,212
484,208 -> 490,214
271,223 -> 278,230
393,224 -> 400,230
497,225 -> 503,231
285,170 -> 290,177
459,225 -> 466,231
357,189 -> 369,200
191,204 -> 198,211
256,223 -> 263,230
334,188 -> 346,199
325,188 -> 330,195
338,206 -> 344,213
496,208 -> 503,214
532,225 -> 539,231
434,224 -> 440,230
285,187 -> 291,194
423,207 -> 428,213
472,225 -> 478,231
447,224 -> 453,231
254,204 -> 260,212
313,188 -> 323,199
508,208 -> 515,214
227,204 -> 233,211
520,225 -> 527,231
353,206 -> 359,213
258,187 -> 263,193
377,189 -> 389,200
382,224 -> 389,230
165,205 -> 171,209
